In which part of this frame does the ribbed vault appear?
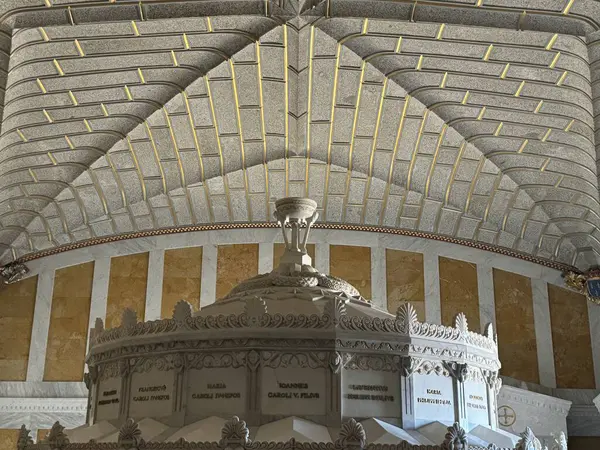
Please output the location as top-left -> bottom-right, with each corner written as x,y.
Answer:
0,0 -> 600,269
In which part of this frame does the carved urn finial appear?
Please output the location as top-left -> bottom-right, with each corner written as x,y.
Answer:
273,197 -> 318,273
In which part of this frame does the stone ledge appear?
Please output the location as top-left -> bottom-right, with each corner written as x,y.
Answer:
0,397 -> 87,413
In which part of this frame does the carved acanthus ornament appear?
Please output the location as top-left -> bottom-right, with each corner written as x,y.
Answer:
47,421 -> 69,449
0,261 -> 28,284
443,362 -> 469,382
564,268 -> 600,305
516,427 -> 542,450
17,425 -> 33,450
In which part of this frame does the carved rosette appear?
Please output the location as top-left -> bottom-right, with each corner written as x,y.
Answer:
441,423 -> 467,450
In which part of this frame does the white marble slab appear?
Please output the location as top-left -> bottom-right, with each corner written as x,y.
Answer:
531,279 -> 556,388
0,382 -> 87,398
258,243 -> 273,274
370,246 -> 387,311
87,257 -> 110,352
200,244 -> 217,308
477,265 -> 496,332
315,243 -> 329,275
144,249 -> 165,320
423,252 -> 441,324
26,271 -> 55,382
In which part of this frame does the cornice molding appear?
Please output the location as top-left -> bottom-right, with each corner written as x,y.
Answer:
5,222 -> 576,273
0,397 -> 87,413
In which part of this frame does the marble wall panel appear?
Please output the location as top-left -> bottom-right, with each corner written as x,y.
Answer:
330,245 -> 371,299
439,257 -> 480,330
493,269 -> 539,384
0,429 -> 19,450
386,249 -> 425,320
44,263 -> 94,382
548,285 -> 595,389
216,244 -> 258,300
105,253 -> 149,328
161,247 -> 202,317
273,243 -> 315,269
0,276 -> 37,381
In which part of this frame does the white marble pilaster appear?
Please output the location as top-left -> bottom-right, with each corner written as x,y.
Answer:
200,244 -> 217,308
532,279 -> 556,388
26,271 -> 55,382
144,249 -> 165,321
370,246 -> 387,311
315,243 -> 329,275
423,251 -> 441,324
86,257 -> 110,352
477,265 -> 496,332
587,301 -> 600,388
258,243 -> 273,274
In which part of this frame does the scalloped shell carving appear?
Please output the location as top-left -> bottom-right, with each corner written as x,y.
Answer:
118,418 -> 142,448
396,302 -> 418,333
220,416 -> 250,447
441,423 -> 467,450
336,419 -> 366,449
454,313 -> 468,334
173,300 -> 193,322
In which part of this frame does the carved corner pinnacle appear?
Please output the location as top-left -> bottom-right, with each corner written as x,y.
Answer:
336,419 -> 366,450
441,423 -> 467,450
0,262 -> 28,284
220,416 -> 250,448
563,270 -> 585,292
118,418 -> 142,449
17,425 -> 33,450
47,421 -> 69,449
551,431 -> 567,450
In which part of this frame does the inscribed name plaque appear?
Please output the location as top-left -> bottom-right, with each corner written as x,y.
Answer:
465,380 -> 489,426
129,369 -> 175,418
95,377 -> 120,421
413,374 -> 455,426
342,369 -> 400,418
187,368 -> 246,416
261,367 -> 326,416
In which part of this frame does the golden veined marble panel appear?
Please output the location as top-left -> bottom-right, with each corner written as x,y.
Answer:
493,269 -> 539,383
0,429 -> 20,450
44,262 -> 94,381
216,244 -> 259,300
0,276 -> 37,381
106,253 -> 149,328
439,257 -> 480,331
273,243 -> 315,269
548,284 -> 595,388
330,245 -> 371,299
386,249 -> 425,320
162,247 -> 202,317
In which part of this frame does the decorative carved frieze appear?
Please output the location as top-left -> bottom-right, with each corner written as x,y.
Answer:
261,351 -> 328,369
0,262 -> 28,284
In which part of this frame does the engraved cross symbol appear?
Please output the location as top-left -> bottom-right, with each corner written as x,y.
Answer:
498,405 -> 516,427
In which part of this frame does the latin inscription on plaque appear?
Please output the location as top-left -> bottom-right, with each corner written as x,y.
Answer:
129,369 -> 174,418
261,367 -> 326,416
342,369 -> 400,418
465,380 -> 489,426
413,374 -> 455,425
187,368 -> 246,416
96,377 -> 120,421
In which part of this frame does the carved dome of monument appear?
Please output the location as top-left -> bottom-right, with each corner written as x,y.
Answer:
195,197 -> 387,320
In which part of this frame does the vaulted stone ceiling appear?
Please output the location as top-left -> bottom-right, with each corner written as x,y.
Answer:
0,0 -> 600,270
